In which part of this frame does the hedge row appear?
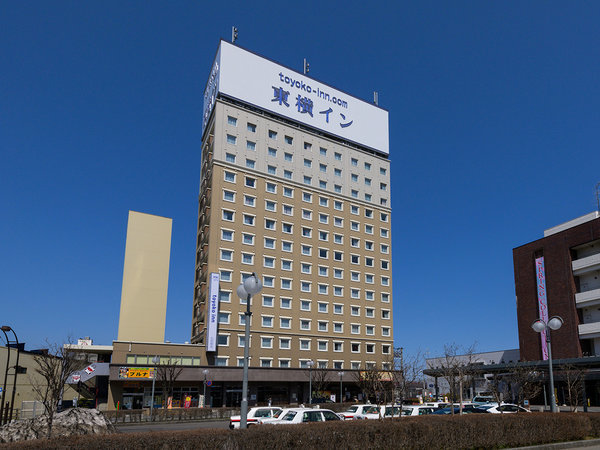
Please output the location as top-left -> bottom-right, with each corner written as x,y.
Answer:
7,413 -> 600,449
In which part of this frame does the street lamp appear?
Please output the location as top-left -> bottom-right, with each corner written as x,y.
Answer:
150,356 -> 159,421
202,369 -> 209,407
0,327 -> 11,426
1,326 -> 19,424
306,360 -> 314,404
532,316 -> 563,413
237,272 -> 262,429
337,371 -> 344,403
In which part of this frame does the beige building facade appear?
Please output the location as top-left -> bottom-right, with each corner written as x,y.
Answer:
191,48 -> 394,373
118,211 -> 172,343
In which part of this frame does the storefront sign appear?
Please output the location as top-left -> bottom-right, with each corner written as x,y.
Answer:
118,367 -> 154,379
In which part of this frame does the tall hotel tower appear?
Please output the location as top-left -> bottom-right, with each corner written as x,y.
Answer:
192,41 -> 393,374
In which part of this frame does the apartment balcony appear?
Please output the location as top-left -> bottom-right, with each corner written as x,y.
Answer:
572,253 -> 600,276
578,321 -> 600,339
575,288 -> 600,308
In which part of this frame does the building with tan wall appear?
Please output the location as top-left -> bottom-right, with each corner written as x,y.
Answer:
190,41 -> 394,393
118,211 -> 172,343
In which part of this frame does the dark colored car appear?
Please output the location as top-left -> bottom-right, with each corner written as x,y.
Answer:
431,406 -> 489,415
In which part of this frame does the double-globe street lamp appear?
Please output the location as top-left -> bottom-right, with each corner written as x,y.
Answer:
531,316 -> 563,413
237,272 -> 262,429
0,326 -> 20,425
337,371 -> 345,403
202,369 -> 209,407
306,360 -> 314,404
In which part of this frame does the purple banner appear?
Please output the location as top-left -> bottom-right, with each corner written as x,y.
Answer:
535,257 -> 549,360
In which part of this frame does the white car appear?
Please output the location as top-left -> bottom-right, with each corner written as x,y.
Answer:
256,407 -> 296,424
361,404 -> 402,419
477,403 -> 530,414
339,404 -> 374,420
400,405 -> 437,416
229,406 -> 283,429
269,407 -> 342,425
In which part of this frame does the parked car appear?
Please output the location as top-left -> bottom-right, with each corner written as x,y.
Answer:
229,406 -> 283,429
472,395 -> 495,404
401,405 -> 437,416
423,401 -> 449,409
361,404 -> 402,419
269,407 -> 342,425
478,403 -> 530,414
339,404 -> 374,420
431,406 -> 490,415
256,408 -> 296,424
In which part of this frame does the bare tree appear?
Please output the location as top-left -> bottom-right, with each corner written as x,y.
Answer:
29,339 -> 86,438
352,363 -> 394,417
155,357 -> 183,408
505,365 -> 544,407
558,364 -> 585,412
435,343 -> 476,414
308,366 -> 331,401
390,348 -> 424,412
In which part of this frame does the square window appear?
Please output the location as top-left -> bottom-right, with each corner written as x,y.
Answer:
334,217 -> 343,227
301,263 -> 312,274
318,341 -> 327,351
282,223 -> 292,233
319,248 -> 328,259
351,306 -> 360,316
225,153 -> 236,163
351,324 -> 360,334
303,192 -> 312,202
334,152 -> 342,160
261,337 -> 273,348
263,276 -> 274,287
318,266 -> 328,276
319,230 -> 328,241
285,135 -> 293,144
351,238 -> 360,248
280,338 -> 291,349
220,270 -> 232,281
262,295 -> 274,307
300,340 -> 311,350
351,288 -> 360,299
351,271 -> 360,281
304,142 -> 312,150
303,175 -> 312,185
304,159 -> 312,168
365,290 -> 374,301
242,233 -> 254,245
382,293 -> 390,303
300,300 -> 311,311
264,237 -> 275,249
300,319 -> 311,330
218,334 -> 229,346
333,268 -> 343,279
333,304 -> 343,314
382,310 -> 390,319
268,165 -> 276,175
223,190 -> 235,202
281,279 -> 292,290
245,177 -> 256,188
279,359 -> 290,368
333,342 -> 343,351
281,259 -> 292,271
227,116 -> 237,126
365,274 -> 374,284
318,284 -> 328,295
284,170 -> 292,179
381,276 -> 390,286
365,209 -> 373,218
244,195 -> 256,207
242,253 -> 254,264
283,187 -> 293,198
364,162 -> 371,170
365,257 -> 374,267
302,209 -> 312,220
224,171 -> 236,183
365,193 -> 372,202
269,130 -> 277,139
302,227 -> 312,238
333,286 -> 343,296
280,298 -> 291,309
262,316 -> 273,327
351,189 -> 358,198
301,245 -> 312,255
261,359 -> 272,368
301,281 -> 311,292
246,140 -> 256,151
351,158 -> 358,166
319,180 -> 327,189
280,317 -> 291,328
381,260 -> 389,270
268,147 -> 277,157
284,152 -> 293,161
282,241 -> 292,252
218,312 -> 230,324
283,204 -> 293,215
221,229 -> 233,241
365,225 -> 373,234
334,184 -> 342,193
247,123 -> 256,132
220,249 -> 233,261
333,251 -> 343,261
380,182 -> 387,191
334,168 -> 342,177
334,234 -> 343,244
227,134 -> 237,145
246,159 -> 255,169
266,182 -> 277,193
320,147 -> 327,156
219,290 -> 231,302
265,200 -> 276,212
365,308 -> 375,318
380,167 -> 386,175
351,254 -> 359,264
381,228 -> 389,238
351,174 -> 358,182
319,213 -> 328,224
365,178 -> 371,186
318,302 -> 328,313
265,219 -> 276,230
263,256 -> 275,268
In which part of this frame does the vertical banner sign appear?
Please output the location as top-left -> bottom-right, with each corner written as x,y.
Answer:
535,257 -> 549,360
206,272 -> 220,352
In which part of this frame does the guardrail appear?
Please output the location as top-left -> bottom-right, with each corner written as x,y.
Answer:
105,407 -> 239,424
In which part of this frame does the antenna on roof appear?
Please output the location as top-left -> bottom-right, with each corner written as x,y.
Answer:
232,26 -> 238,44
303,58 -> 309,75
373,91 -> 379,106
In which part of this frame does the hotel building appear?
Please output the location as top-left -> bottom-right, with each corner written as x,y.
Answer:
191,40 -> 394,375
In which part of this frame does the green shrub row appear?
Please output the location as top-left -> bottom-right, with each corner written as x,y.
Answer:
7,413 -> 600,449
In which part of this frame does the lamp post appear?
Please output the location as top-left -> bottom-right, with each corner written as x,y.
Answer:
337,371 -> 344,403
307,360 -> 314,404
202,369 -> 209,407
237,272 -> 262,429
1,326 -> 19,424
0,327 -> 11,426
532,316 -> 563,413
150,356 -> 159,421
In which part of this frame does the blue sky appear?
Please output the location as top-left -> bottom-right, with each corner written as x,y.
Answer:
2,1 -> 599,359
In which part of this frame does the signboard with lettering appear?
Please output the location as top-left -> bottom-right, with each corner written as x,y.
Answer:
202,40 -> 389,155
206,272 -> 220,352
118,367 -> 154,379
535,257 -> 549,360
